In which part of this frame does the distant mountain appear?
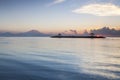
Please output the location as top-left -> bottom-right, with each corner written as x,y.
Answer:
0,32 -> 14,37
1,27 -> 120,37
0,30 -> 49,37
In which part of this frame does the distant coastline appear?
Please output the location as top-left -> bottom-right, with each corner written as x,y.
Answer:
51,35 -> 106,38
0,30 -> 49,37
0,27 -> 120,37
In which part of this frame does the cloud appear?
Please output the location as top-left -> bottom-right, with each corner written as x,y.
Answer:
53,0 -> 65,4
48,0 -> 65,6
72,3 -> 120,16
69,29 -> 77,34
90,27 -> 120,37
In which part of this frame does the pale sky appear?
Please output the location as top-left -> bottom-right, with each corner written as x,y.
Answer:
0,0 -> 120,33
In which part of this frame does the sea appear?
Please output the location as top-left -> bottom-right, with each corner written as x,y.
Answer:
0,37 -> 120,80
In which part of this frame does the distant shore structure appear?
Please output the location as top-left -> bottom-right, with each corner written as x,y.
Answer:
51,33 -> 105,38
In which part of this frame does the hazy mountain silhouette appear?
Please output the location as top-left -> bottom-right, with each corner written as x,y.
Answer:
0,30 -> 49,37
0,27 -> 120,37
0,32 -> 14,37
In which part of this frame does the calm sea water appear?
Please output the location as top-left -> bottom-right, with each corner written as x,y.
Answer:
0,37 -> 120,80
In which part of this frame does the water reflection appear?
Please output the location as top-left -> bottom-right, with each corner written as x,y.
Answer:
0,37 -> 120,80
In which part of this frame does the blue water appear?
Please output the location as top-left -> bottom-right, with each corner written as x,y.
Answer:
0,37 -> 120,80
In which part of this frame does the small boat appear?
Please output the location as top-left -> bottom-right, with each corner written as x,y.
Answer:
51,33 -> 105,38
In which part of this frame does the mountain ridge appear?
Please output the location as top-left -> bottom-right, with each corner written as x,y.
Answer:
0,30 -> 49,37
0,27 -> 120,37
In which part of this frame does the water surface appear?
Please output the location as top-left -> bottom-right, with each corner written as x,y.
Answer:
0,37 -> 120,80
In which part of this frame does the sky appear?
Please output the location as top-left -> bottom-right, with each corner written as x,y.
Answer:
0,0 -> 120,33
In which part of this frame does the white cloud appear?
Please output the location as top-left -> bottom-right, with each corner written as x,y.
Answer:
72,3 -> 120,16
53,0 -> 65,4
48,0 -> 65,6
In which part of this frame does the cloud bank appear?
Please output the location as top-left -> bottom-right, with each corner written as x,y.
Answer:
72,3 -> 120,16
90,27 -> 120,37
